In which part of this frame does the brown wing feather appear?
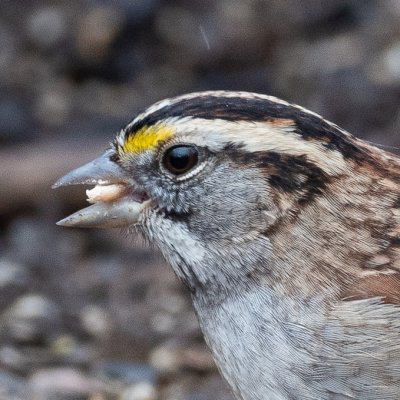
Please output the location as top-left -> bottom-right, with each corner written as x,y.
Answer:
342,272 -> 400,304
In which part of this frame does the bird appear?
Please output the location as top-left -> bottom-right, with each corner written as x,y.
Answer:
54,91 -> 400,400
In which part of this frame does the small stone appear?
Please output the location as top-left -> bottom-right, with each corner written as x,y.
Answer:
94,361 -> 157,385
150,312 -> 175,334
149,345 -> 180,375
0,346 -> 25,372
51,335 -> 78,357
0,370 -> 27,400
368,42 -> 400,85
185,374 -> 235,400
34,82 -> 72,126
4,294 -> 61,343
51,336 -> 92,366
120,382 -> 157,400
25,7 -> 67,49
0,258 -> 29,289
158,292 -> 186,314
80,305 -> 113,338
178,347 -> 216,372
76,7 -> 125,62
28,368 -> 108,400
149,344 -> 215,376
7,294 -> 59,323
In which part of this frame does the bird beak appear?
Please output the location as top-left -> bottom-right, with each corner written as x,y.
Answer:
52,149 -> 125,188
53,150 -> 150,228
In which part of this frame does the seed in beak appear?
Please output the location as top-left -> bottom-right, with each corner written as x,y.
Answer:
86,184 -> 127,204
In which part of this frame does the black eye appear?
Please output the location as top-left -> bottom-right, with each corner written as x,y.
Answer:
163,145 -> 199,175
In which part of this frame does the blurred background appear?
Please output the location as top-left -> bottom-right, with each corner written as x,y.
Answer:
1,1 -> 400,399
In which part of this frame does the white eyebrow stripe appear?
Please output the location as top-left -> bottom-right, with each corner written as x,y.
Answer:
167,117 -> 348,175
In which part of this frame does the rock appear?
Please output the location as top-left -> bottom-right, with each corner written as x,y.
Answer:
4,294 -> 61,343
94,361 -> 157,385
28,368 -> 110,400
0,370 -> 28,400
149,345 -> 180,375
34,80 -> 72,126
76,6 -> 125,63
0,258 -> 29,289
120,382 -> 157,400
368,42 -> 400,85
149,343 -> 216,376
0,346 -> 26,372
0,345 -> 55,374
150,312 -> 175,335
185,374 -> 234,400
50,335 -> 92,366
25,7 -> 68,50
80,305 -> 113,339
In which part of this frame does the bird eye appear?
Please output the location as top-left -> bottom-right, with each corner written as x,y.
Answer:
163,145 -> 199,175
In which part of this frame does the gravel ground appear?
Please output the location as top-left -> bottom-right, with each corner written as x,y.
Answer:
1,1 -> 400,399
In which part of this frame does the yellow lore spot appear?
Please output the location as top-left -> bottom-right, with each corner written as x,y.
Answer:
121,124 -> 175,154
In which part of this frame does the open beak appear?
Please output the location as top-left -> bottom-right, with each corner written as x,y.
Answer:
53,150 -> 150,228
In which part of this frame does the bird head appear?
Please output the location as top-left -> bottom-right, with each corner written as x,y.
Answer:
54,91 -> 378,296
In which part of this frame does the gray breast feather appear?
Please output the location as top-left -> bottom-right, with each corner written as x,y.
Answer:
194,292 -> 400,400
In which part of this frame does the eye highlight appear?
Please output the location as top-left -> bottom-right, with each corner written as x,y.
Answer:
163,145 -> 199,175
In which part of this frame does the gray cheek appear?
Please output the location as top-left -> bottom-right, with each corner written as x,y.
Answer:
136,158 -> 272,242
184,165 -> 270,242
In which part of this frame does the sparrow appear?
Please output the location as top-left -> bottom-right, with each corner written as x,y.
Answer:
54,91 -> 400,400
